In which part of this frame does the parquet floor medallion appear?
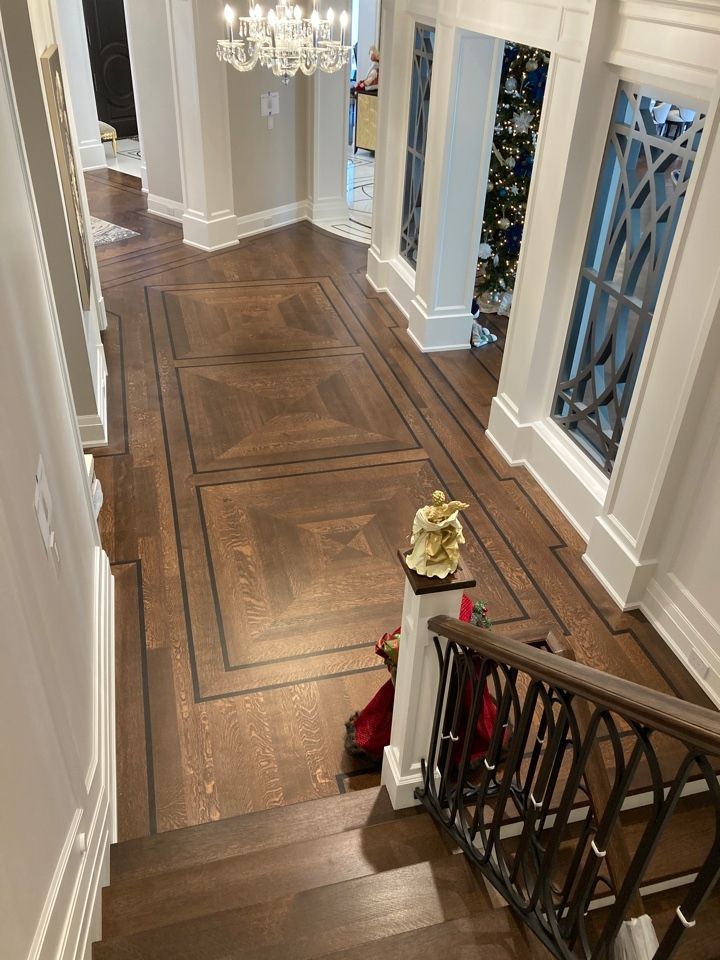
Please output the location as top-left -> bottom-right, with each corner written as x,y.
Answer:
198,462 -> 454,687
163,279 -> 355,359
178,354 -> 418,471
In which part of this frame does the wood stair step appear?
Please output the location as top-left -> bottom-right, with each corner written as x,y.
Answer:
111,785 -> 418,884
638,885 -> 720,959
93,854 -> 485,960
317,914 -> 555,960
619,790 -> 714,888
102,813 -> 453,939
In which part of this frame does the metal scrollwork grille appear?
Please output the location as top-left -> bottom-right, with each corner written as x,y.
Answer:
399,24 -> 435,268
554,83 -> 705,474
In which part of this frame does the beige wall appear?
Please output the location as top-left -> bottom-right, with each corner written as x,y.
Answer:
0,14 -> 114,959
228,68 -> 309,219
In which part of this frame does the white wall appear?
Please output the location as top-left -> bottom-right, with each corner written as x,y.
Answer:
124,0 -> 184,217
228,67 -> 309,229
53,0 -> 105,170
644,363 -> 720,705
356,0 -> 379,83
0,18 -> 114,960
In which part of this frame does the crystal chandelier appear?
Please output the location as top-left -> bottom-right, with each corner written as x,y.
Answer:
218,2 -> 350,84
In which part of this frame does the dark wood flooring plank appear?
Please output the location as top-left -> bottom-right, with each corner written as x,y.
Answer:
113,562 -> 152,840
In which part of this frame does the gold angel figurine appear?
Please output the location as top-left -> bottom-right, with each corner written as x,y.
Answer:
405,490 -> 469,578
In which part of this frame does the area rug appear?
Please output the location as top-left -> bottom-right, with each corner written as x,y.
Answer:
91,216 -> 140,247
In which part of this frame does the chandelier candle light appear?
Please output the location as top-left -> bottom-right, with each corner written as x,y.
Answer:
218,2 -> 350,83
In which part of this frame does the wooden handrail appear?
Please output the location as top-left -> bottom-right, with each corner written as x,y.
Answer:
428,615 -> 720,757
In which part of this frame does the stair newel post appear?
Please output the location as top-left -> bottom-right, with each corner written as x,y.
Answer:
381,550 -> 476,810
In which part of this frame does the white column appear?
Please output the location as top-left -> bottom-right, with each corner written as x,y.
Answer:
486,2 -> 618,538
53,0 -> 106,170
125,0 -> 184,210
366,0 -> 415,304
407,26 -> 502,352
382,555 -> 475,809
167,0 -> 238,251
307,68 -> 348,223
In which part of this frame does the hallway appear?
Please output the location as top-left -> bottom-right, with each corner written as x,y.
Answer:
87,170 -> 713,842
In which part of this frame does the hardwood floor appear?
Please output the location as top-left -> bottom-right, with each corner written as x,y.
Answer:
86,169 -> 715,841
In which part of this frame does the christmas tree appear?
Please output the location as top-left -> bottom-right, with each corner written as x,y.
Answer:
475,42 -> 549,317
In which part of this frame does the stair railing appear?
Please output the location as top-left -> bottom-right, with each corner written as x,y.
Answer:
416,614 -> 720,960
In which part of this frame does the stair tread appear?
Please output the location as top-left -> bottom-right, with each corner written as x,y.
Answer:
111,785 -> 418,884
620,790 -> 714,885
94,854 -> 486,960
102,813 -> 453,940
317,913 -> 555,960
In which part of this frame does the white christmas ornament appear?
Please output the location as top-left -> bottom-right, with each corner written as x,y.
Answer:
497,290 -> 513,317
513,110 -> 534,134
525,58 -> 538,71
498,217 -> 511,230
510,184 -> 520,196
505,77 -> 518,93
478,243 -> 493,260
505,156 -> 516,169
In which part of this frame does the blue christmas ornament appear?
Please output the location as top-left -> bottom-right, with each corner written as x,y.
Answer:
506,224 -> 523,255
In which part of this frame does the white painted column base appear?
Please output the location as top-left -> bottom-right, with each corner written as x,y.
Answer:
584,514 -> 657,610
408,296 -> 472,353
181,210 -> 239,251
366,248 -> 415,320
381,556 -> 476,809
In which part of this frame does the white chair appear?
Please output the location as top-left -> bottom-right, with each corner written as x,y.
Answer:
651,102 -> 671,137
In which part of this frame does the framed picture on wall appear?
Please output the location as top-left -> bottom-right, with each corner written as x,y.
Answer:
40,44 -> 92,310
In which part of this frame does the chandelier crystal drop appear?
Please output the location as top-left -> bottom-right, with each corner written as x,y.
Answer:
218,2 -> 351,83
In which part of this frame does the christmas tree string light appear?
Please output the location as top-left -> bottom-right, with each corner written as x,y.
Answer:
475,42 -> 549,317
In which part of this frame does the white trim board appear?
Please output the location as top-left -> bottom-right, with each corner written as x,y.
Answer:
236,200 -> 311,240
147,194 -> 185,224
642,575 -> 720,708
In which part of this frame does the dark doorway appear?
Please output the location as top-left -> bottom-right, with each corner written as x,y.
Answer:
82,0 -> 137,136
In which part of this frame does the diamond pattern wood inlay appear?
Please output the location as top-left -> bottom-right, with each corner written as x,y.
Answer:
179,355 -> 418,471
163,280 -> 355,359
198,460 -> 446,683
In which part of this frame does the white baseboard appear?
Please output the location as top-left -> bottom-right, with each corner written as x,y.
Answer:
27,549 -> 115,960
380,746 -> 422,810
236,200 -> 310,240
147,194 -> 185,224
642,575 -> 720,707
366,249 -> 414,321
487,395 -> 608,543
78,139 -> 107,171
79,346 -> 108,448
406,327 -> 470,352
96,296 -> 108,333
307,196 -> 348,223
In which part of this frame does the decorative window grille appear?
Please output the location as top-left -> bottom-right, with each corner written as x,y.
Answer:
399,24 -> 435,268
554,83 -> 704,474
